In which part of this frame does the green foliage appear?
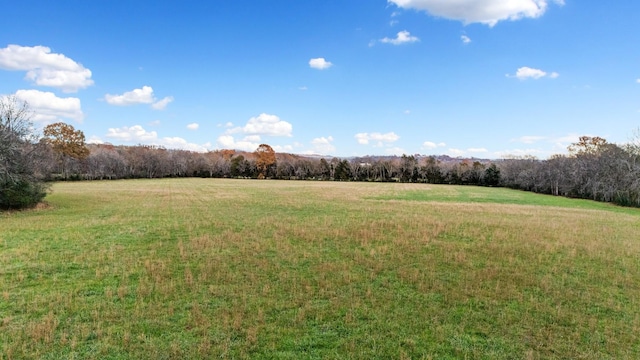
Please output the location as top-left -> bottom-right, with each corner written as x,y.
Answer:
0,179 -> 47,210
483,163 -> 501,186
334,159 -> 351,180
229,155 -> 249,177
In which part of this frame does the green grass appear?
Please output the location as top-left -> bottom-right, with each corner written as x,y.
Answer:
375,185 -> 640,214
1,179 -> 639,359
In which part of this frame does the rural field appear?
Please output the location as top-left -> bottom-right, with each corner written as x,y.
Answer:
1,178 -> 639,359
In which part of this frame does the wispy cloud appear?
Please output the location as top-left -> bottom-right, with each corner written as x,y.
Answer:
422,141 -> 446,149
447,147 -> 488,157
104,125 -> 210,152
508,66 -> 559,80
380,30 -> 419,45
151,96 -> 174,110
385,147 -> 406,155
355,132 -> 400,145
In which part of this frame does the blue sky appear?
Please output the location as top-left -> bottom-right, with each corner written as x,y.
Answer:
1,0 -> 639,158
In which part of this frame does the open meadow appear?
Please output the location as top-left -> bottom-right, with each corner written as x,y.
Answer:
1,178 -> 639,359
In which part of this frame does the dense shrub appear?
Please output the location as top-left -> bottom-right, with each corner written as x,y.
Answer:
0,180 -> 47,210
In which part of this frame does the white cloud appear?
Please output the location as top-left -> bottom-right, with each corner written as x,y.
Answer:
216,135 -> 261,152
388,0 -> 564,27
309,58 -> 333,70
14,89 -> 84,123
635,78 -> 640,84
422,141 -> 446,149
496,133 -> 582,158
104,124 -> 209,152
551,134 -> 582,149
0,45 -> 93,92
446,147 -> 489,157
299,86 -> 308,91
380,30 -> 420,45
509,66 -> 559,80
87,136 -> 104,145
243,135 -> 262,142
461,35 -> 472,44
217,122 -> 234,128
216,135 -> 237,148
151,96 -> 174,110
105,86 -> 173,109
161,137 -> 210,152
105,86 -> 154,105
220,113 -> 293,151
186,123 -> 199,130
310,136 -> 336,154
106,125 -> 158,142
272,144 -> 294,153
355,132 -> 400,145
228,113 -> 293,137
515,67 -> 546,79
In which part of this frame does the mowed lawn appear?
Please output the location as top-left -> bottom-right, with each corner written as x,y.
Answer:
1,179 -> 639,359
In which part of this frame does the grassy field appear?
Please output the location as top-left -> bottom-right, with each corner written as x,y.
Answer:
1,179 -> 639,359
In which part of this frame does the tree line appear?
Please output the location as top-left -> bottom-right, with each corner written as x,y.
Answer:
2,95 -> 640,209
37,135 -> 640,208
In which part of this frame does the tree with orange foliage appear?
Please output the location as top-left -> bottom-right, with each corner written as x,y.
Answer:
568,136 -> 609,157
254,144 -> 276,179
43,122 -> 89,179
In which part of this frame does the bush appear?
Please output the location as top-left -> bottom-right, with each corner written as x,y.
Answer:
0,180 -> 48,210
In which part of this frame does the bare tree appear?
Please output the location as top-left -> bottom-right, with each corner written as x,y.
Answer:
0,96 -> 48,209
